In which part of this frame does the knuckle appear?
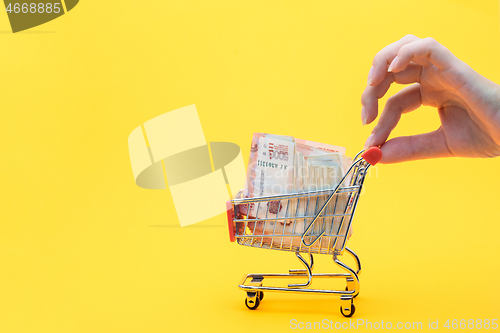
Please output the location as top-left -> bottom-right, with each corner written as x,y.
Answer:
385,96 -> 402,113
373,51 -> 386,65
385,96 -> 396,108
403,34 -> 418,41
399,43 -> 410,54
361,89 -> 372,105
423,37 -> 439,48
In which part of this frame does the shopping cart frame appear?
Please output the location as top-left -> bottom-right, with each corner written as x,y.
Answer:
227,147 -> 382,317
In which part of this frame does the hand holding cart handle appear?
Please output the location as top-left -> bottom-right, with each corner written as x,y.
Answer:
300,147 -> 382,247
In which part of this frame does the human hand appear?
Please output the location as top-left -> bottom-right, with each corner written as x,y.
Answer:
362,35 -> 500,163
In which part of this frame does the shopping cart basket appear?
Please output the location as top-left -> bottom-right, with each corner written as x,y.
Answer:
226,147 -> 382,317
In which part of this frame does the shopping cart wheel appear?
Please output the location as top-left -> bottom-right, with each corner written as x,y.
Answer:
340,304 -> 355,317
245,296 -> 260,310
258,291 -> 264,301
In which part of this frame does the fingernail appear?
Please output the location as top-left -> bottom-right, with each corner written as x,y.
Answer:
367,66 -> 374,85
364,133 -> 374,150
388,56 -> 398,72
361,106 -> 367,126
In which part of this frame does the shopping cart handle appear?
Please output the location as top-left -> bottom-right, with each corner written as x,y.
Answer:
361,147 -> 382,165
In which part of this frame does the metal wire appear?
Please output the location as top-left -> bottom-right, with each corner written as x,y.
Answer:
230,151 -> 371,256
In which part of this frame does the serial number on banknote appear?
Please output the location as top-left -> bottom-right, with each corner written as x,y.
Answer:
257,160 -> 288,169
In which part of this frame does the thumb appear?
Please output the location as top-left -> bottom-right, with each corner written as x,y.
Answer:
377,129 -> 453,163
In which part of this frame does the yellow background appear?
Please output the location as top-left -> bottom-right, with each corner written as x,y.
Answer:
1,0 -> 499,332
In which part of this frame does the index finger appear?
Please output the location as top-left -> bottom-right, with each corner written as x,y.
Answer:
369,34 -> 421,87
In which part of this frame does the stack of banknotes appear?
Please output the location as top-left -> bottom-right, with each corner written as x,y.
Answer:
239,133 -> 353,250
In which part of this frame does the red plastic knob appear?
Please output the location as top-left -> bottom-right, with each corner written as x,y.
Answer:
361,147 -> 382,165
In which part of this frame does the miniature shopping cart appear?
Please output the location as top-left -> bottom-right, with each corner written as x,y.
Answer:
226,147 -> 382,317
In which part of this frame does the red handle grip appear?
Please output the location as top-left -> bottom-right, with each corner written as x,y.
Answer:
226,200 -> 236,242
361,147 -> 382,165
